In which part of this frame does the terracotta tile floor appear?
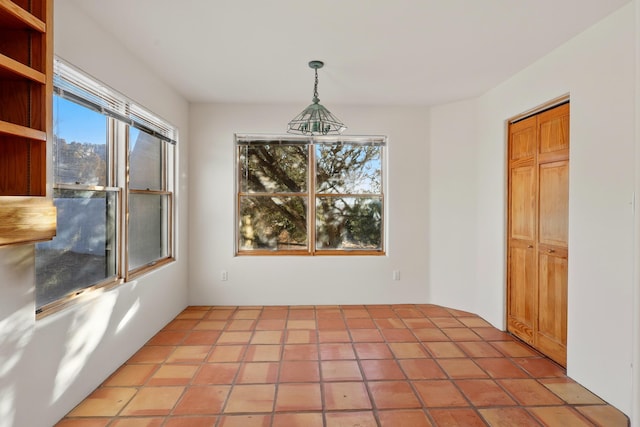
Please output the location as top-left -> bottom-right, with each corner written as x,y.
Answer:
56,304 -> 629,427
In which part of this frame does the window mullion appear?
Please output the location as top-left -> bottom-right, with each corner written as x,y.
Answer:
309,144 -> 316,255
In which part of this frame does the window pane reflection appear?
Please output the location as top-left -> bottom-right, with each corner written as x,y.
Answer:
128,193 -> 169,270
35,189 -> 117,307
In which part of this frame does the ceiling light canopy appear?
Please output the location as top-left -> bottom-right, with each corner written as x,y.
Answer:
287,60 -> 346,135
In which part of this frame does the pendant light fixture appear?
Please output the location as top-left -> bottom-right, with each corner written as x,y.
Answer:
287,60 -> 346,135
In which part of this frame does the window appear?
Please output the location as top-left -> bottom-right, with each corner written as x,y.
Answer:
35,59 -> 177,314
236,134 -> 385,255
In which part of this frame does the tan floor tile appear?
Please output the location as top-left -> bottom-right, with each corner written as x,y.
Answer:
490,341 -> 541,358
457,341 -> 503,358
164,416 -> 219,427
441,328 -> 482,341
317,318 -> 347,330
424,341 -> 466,358
456,379 -> 517,406
318,330 -> 351,343
208,345 -> 246,362
375,318 -> 406,329
515,357 -> 566,378
349,328 -> 384,342
146,330 -> 188,346
479,407 -> 541,427
342,309 -> 370,319
110,418 -> 164,427
498,379 -> 564,406
55,419 -> 111,427
380,328 -> 418,342
224,384 -> 276,413
474,357 -> 530,379
166,346 -> 210,363
236,362 -> 279,384
176,309 -> 207,319
369,381 -> 422,409
576,405 -> 630,427
183,330 -> 221,345
288,309 -> 316,320
540,378 -> 606,404
173,385 -> 230,415
324,382 -> 372,410
120,386 -> 184,416
127,346 -> 174,364
529,406 -> 596,427
251,330 -> 283,344
193,363 -> 240,384
361,359 -> 406,380
367,308 -> 398,318
283,344 -> 319,360
272,413 -> 323,427
103,364 -> 157,386
354,343 -> 393,359
378,409 -> 433,427
458,317 -> 492,327
325,411 -> 377,427
346,318 -> 376,329
320,343 -> 355,360
164,319 -> 199,330
399,359 -> 447,380
437,359 -> 488,379
472,327 -> 513,341
193,320 -> 227,330
217,331 -> 253,344
275,383 -> 322,411
429,408 -> 487,426
244,344 -> 282,361
321,360 -> 363,381
430,317 -> 465,328
255,319 -> 286,330
413,328 -> 450,342
218,414 -> 271,427
285,330 -> 317,344
68,387 -> 137,417
286,319 -> 317,329
147,364 -> 198,386
413,380 -> 468,407
233,309 -> 261,319
206,310 -> 234,320
259,309 -> 289,320
402,318 -> 435,329
388,342 -> 430,359
279,360 -> 320,382
226,319 -> 256,331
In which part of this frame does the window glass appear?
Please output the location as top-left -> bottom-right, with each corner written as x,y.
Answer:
36,189 -> 117,307
316,144 -> 381,194
128,193 -> 169,270
239,196 -> 308,250
316,196 -> 382,250
236,136 -> 385,255
53,96 -> 108,186
239,144 -> 307,193
129,128 -> 163,190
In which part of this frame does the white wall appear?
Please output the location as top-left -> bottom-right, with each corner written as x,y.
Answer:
188,104 -> 430,306
428,99 -> 479,313
470,4 -> 635,417
0,2 -> 190,426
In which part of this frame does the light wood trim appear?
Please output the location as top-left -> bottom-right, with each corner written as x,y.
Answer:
0,53 -> 46,83
0,119 -> 47,140
509,94 -> 570,124
0,0 -> 46,31
0,196 -> 56,246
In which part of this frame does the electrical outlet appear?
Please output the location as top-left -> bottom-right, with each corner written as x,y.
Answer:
221,270 -> 228,281
392,270 -> 400,281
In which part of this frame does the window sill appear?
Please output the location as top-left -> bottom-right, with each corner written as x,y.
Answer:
0,196 -> 57,247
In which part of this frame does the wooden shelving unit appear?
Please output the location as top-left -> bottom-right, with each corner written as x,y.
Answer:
0,0 -> 56,246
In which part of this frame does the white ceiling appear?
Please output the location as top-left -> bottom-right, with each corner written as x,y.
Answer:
71,0 -> 629,106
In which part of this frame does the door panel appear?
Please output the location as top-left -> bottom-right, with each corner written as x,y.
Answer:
510,166 -> 536,241
508,245 -> 536,343
539,161 -> 569,247
537,250 -> 568,365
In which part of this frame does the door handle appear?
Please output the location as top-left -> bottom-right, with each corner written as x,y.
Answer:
548,249 -> 556,253
527,245 -> 534,248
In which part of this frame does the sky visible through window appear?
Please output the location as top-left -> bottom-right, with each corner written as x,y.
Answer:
54,95 -> 106,145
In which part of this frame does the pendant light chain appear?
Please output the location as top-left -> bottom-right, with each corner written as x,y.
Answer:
313,67 -> 319,103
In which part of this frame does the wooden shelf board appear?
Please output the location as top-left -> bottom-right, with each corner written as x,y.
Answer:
0,120 -> 46,140
0,0 -> 45,31
0,52 -> 45,83
0,196 -> 56,246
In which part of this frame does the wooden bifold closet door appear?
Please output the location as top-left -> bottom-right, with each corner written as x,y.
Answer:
507,102 -> 569,367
